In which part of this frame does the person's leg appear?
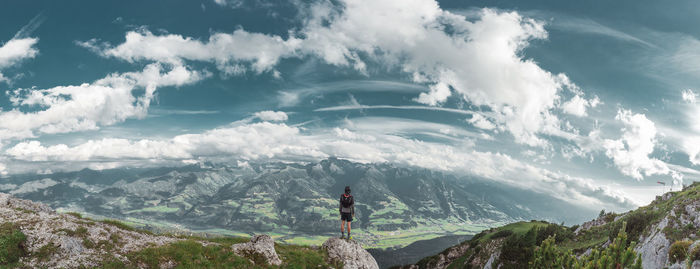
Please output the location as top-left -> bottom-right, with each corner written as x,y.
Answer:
347,221 -> 351,239
340,219 -> 346,238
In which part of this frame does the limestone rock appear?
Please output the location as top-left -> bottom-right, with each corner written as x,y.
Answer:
483,250 -> 500,269
635,216 -> 671,269
0,192 -> 178,268
231,234 -> 282,266
693,260 -> 700,269
322,238 -> 379,269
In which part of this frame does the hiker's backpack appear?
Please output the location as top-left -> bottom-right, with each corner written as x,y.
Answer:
341,194 -> 353,208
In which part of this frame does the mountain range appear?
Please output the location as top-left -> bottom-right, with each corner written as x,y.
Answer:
0,158 -> 598,250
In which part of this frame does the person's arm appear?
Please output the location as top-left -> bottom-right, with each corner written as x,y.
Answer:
339,195 -> 342,213
351,197 -> 355,215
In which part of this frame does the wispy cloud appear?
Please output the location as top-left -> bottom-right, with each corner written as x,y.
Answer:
551,17 -> 655,48
148,108 -> 221,117
13,13 -> 45,39
314,104 -> 474,115
280,80 -> 428,107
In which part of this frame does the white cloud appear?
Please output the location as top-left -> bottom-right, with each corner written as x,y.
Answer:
603,109 -> 678,181
0,38 -> 38,69
561,95 -> 600,117
298,4 -> 577,146
6,122 -> 321,162
315,104 -> 473,115
79,29 -> 301,75
682,136 -> 700,166
211,0 -> 271,9
682,89 -> 697,104
415,82 -> 451,106
0,63 -> 208,140
0,37 -> 38,83
10,178 -> 57,195
0,162 -> 6,176
253,111 -> 288,122
81,2 -> 584,146
3,121 -> 634,210
467,114 -> 496,130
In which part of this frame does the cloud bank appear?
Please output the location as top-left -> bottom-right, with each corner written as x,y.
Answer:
4,120 -> 634,210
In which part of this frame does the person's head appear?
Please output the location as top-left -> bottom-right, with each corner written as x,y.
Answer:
344,186 -> 351,194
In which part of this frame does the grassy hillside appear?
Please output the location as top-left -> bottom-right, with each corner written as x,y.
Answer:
400,182 -> 700,268
0,192 -> 351,269
0,214 -> 342,268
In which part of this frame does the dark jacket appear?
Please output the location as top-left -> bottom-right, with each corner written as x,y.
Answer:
339,194 -> 355,215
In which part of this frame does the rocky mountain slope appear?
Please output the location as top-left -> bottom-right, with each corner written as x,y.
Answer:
397,182 -> 700,269
0,158 -> 598,248
0,192 -> 378,268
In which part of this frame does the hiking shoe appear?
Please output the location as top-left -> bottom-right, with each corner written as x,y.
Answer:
348,235 -> 352,240
340,235 -> 345,239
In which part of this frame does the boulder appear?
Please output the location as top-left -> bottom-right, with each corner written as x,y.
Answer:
231,234 -> 282,266
322,238 -> 379,269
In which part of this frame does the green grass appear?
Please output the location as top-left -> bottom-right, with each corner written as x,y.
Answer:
33,242 -> 59,262
123,240 -> 256,268
65,212 -> 83,219
0,222 -> 27,266
99,219 -> 154,235
1,209 -> 359,268
478,221 -> 549,243
58,226 -> 89,238
92,235 -> 343,268
276,243 -> 343,269
11,207 -> 34,214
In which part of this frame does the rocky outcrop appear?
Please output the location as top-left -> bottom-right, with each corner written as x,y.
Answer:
231,234 -> 282,266
0,192 -> 178,268
322,238 -> 379,269
635,216 -> 671,269
574,214 -> 613,235
483,250 -> 500,269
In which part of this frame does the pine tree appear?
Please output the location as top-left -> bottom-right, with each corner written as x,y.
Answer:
530,222 -> 642,269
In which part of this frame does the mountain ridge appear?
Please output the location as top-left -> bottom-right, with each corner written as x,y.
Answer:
396,182 -> 700,269
0,158 -> 600,249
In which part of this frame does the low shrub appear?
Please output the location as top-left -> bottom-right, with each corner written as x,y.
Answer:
625,210 -> 656,241
499,228 -> 537,268
669,240 -> 692,263
491,230 -> 513,239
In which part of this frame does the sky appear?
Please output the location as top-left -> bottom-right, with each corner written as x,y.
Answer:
2,0 -> 700,212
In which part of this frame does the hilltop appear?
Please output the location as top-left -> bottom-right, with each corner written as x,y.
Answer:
0,192 -> 378,268
398,182 -> 700,269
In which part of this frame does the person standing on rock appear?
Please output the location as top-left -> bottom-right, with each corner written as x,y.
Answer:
339,185 -> 355,240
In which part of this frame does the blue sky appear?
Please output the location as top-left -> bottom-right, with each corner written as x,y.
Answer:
2,0 -> 700,211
